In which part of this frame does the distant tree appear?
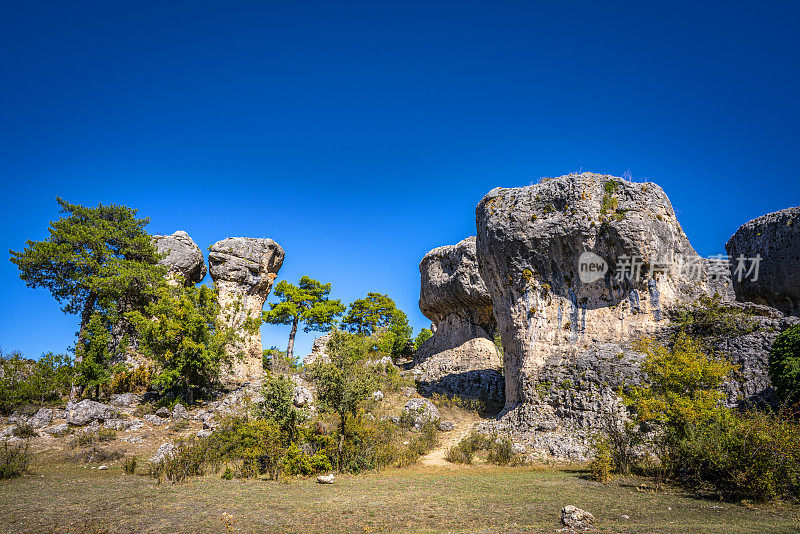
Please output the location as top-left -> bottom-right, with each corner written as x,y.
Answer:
413,328 -> 433,352
770,323 -> 800,404
9,198 -> 165,397
262,276 -> 345,363
341,293 -> 412,357
131,284 -> 234,404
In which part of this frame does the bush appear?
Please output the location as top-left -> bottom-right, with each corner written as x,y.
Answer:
0,441 -> 31,479
487,436 -> 518,466
149,437 -> 209,483
669,295 -> 757,340
0,350 -> 72,414
445,431 -> 492,465
109,365 -> 153,394
769,323 -> 800,404
629,335 -> 800,501
69,446 -> 124,464
12,423 -> 36,439
69,428 -> 117,449
169,419 -> 189,433
587,435 -> 614,483
123,456 -> 137,475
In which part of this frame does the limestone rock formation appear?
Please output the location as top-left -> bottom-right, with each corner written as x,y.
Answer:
476,173 -> 709,413
725,207 -> 800,316
209,237 -> 285,383
305,333 -> 331,365
413,237 -> 502,404
152,230 -> 207,286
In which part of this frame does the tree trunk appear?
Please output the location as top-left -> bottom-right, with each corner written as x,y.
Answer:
285,316 -> 299,362
70,292 -> 97,400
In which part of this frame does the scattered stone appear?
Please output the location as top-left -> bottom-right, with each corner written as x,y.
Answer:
42,423 -> 70,437
150,443 -> 176,463
172,403 -> 189,420
155,407 -> 171,418
144,414 -> 169,426
561,505 -> 595,531
98,465 -> 109,470
438,420 -> 454,432
316,474 -> 335,484
110,393 -> 142,408
401,398 -> 440,429
196,429 -> 212,439
66,400 -> 117,426
292,383 -> 313,408
104,418 -> 134,431
29,408 -> 53,428
372,390 -> 384,402
400,386 -> 416,398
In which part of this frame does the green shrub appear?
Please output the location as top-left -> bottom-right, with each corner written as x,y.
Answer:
149,437 -> 210,483
0,441 -> 31,479
221,466 -> 234,480
284,443 -> 314,476
69,446 -> 124,464
12,423 -> 36,439
445,431 -> 492,465
0,350 -> 72,414
769,323 -> 800,404
169,419 -> 189,433
123,456 -> 137,475
69,428 -> 117,449
587,434 -> 614,483
487,436 -> 517,466
670,295 -> 757,340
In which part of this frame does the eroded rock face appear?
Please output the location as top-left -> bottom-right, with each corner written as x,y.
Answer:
152,231 -> 207,286
725,207 -> 800,316
414,237 -> 502,405
476,173 -> 708,411
209,237 -> 285,383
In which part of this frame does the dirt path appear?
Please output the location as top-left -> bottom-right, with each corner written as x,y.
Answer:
419,410 -> 482,467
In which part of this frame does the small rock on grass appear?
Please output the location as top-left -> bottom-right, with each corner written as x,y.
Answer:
561,505 -> 595,531
316,474 -> 335,484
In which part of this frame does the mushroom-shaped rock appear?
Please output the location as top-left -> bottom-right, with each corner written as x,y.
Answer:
725,207 -> 800,316
152,231 -> 207,285
415,237 -> 501,386
476,173 -> 708,410
209,237 -> 285,383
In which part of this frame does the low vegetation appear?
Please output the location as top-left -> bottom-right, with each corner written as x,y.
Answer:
445,431 -> 524,466
0,441 -> 31,479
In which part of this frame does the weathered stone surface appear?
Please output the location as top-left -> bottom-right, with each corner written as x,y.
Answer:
110,393 -> 142,407
419,237 -> 494,329
305,333 -> 331,365
725,207 -> 800,316
292,382 -> 313,408
150,442 -> 175,463
561,505 -> 595,531
401,398 -> 440,429
66,400 -> 117,426
476,173 -> 708,412
317,473 -> 335,484
144,414 -> 169,426
152,230 -> 207,286
414,237 -> 502,404
155,407 -> 171,418
29,408 -> 53,428
43,423 -> 70,436
209,237 -> 285,383
172,403 -> 189,420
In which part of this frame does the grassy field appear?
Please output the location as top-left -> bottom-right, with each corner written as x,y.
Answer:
1,460 -> 799,533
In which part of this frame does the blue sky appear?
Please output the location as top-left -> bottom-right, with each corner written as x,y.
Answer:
1,1 -> 799,360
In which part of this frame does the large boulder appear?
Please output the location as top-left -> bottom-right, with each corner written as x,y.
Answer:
209,237 -> 285,383
414,237 -> 502,404
725,207 -> 800,316
152,230 -> 207,286
475,173 -> 709,412
305,333 -> 331,365
66,400 -> 117,426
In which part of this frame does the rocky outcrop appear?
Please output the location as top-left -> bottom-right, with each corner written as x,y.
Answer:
209,237 -> 285,383
152,230 -> 207,286
305,333 -> 331,365
476,173 -> 709,413
413,237 -> 502,405
725,207 -> 800,316
66,400 -> 117,426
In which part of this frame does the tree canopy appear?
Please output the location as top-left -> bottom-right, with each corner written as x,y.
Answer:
341,292 -> 412,357
263,276 -> 345,361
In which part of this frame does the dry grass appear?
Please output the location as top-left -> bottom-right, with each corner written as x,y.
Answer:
1,457 -> 799,533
